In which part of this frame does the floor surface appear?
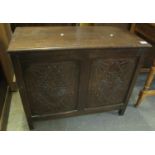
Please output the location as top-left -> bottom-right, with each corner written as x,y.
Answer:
7,73 -> 155,131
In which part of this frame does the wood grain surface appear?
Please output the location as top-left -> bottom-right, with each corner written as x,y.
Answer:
8,26 -> 151,52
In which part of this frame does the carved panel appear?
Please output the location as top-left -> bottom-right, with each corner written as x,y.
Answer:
87,58 -> 136,108
22,61 -> 80,116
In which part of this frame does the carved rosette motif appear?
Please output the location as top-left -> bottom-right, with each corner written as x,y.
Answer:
87,58 -> 136,108
23,61 -> 79,115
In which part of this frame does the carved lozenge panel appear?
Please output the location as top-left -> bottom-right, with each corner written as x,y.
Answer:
87,58 -> 136,108
22,61 -> 80,116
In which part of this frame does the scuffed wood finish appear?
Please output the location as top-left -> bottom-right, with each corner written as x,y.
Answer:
8,26 -> 151,129
8,26 -> 151,52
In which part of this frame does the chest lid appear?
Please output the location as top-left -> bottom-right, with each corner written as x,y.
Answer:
8,26 -> 151,52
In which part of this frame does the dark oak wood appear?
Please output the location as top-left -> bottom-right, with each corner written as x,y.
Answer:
119,53 -> 144,114
8,26 -> 151,129
8,26 -> 150,52
11,55 -> 33,129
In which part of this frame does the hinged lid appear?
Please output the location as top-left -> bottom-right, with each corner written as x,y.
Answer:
8,26 -> 152,52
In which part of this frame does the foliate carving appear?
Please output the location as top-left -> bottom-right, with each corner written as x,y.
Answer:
23,61 -> 79,115
87,58 -> 136,108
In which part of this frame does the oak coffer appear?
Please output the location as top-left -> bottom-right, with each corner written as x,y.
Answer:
8,26 -> 151,129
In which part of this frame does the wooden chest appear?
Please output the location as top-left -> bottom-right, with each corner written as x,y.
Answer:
8,26 -> 151,129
